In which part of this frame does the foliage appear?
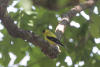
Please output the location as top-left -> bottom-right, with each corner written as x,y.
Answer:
0,0 -> 100,67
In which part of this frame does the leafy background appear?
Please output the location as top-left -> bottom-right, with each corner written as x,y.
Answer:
0,0 -> 100,67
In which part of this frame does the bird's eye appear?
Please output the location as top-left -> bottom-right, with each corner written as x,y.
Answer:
42,30 -> 45,33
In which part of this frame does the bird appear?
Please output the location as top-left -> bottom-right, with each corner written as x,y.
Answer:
42,29 -> 64,47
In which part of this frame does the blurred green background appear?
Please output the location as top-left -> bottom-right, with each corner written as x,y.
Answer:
0,0 -> 100,67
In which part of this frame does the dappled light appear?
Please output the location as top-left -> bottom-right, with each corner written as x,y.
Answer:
0,0 -> 100,67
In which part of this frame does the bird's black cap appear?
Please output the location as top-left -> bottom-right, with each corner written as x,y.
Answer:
42,29 -> 45,33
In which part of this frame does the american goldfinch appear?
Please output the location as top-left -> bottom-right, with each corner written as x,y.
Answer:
43,29 -> 64,47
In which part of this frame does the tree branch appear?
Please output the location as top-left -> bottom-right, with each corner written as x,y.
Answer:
0,0 -> 59,59
55,0 -> 98,39
32,0 -> 80,11
0,0 -> 98,59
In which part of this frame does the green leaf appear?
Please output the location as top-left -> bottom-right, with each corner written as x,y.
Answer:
10,38 -> 29,64
89,14 -> 100,38
19,0 -> 33,14
96,1 -> 100,14
1,53 -> 10,66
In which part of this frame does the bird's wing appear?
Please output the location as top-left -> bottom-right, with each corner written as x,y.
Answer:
47,36 -> 64,46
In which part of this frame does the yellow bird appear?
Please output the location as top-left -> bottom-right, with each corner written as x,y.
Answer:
43,29 -> 64,47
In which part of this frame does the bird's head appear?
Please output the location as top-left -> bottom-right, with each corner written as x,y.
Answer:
42,29 -> 50,34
